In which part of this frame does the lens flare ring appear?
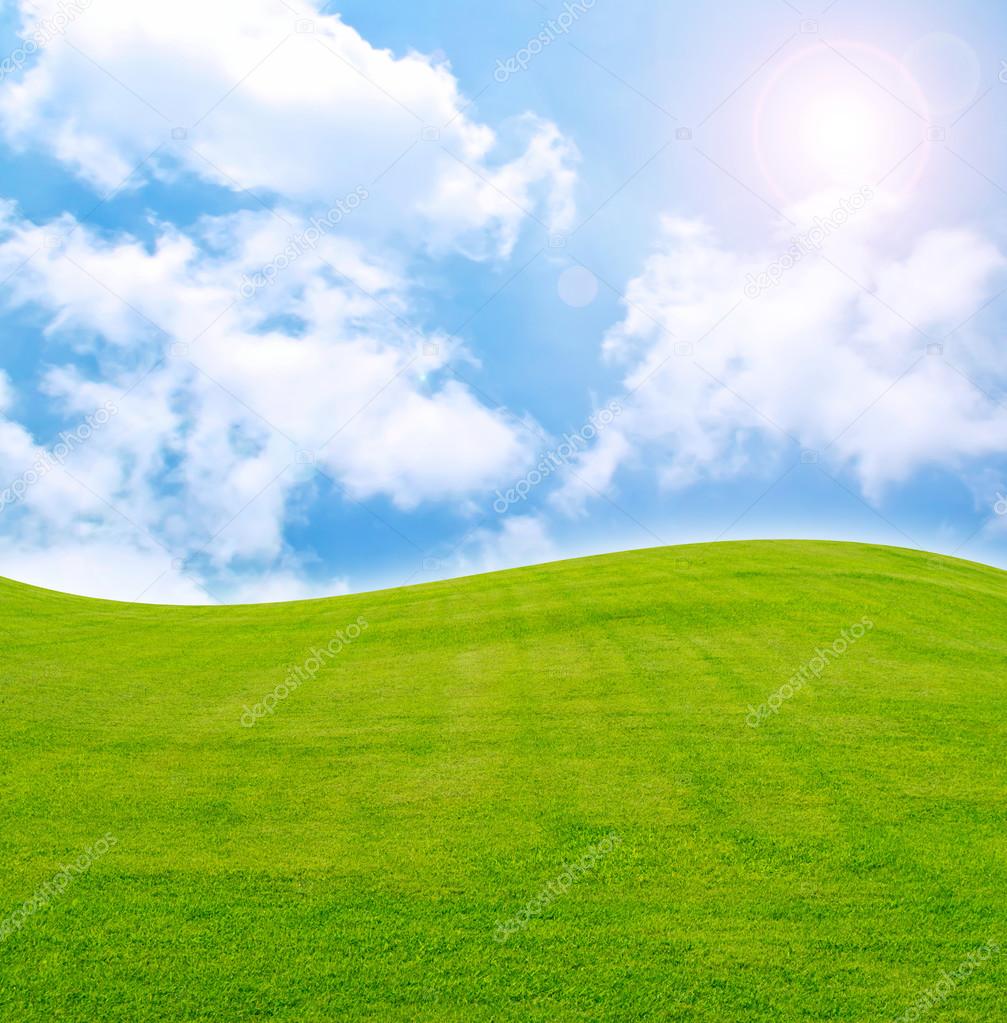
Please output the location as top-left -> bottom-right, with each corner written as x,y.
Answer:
753,40 -> 932,204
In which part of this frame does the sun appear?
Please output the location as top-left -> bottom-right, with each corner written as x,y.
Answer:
753,41 -> 931,202
807,91 -> 884,180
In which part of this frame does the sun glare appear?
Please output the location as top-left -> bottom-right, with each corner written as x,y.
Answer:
754,41 -> 931,202
807,91 -> 884,180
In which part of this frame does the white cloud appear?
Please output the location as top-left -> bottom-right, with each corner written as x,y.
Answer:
555,193 -> 1007,510
0,538 -> 209,603
0,203 -> 537,590
862,228 -> 1005,346
0,369 -> 13,413
457,515 -> 561,576
2,0 -> 576,257
0,0 -> 581,600
222,571 -> 350,605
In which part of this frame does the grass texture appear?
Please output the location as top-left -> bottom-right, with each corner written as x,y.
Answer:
0,539 -> 1004,1021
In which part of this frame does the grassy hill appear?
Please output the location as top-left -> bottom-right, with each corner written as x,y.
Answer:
0,539 -> 1004,1021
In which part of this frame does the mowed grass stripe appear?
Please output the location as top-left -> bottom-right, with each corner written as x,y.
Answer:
0,540 -> 1004,1021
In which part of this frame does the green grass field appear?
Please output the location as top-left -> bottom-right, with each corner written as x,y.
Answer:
1,539 -> 1004,1021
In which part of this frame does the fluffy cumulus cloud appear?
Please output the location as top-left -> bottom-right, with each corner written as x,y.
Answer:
0,539 -> 209,604
0,202 -> 540,599
554,191 -> 1007,511
2,0 -> 576,257
0,0 -> 578,600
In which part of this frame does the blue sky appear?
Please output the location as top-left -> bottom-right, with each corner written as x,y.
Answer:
0,0 -> 1006,602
